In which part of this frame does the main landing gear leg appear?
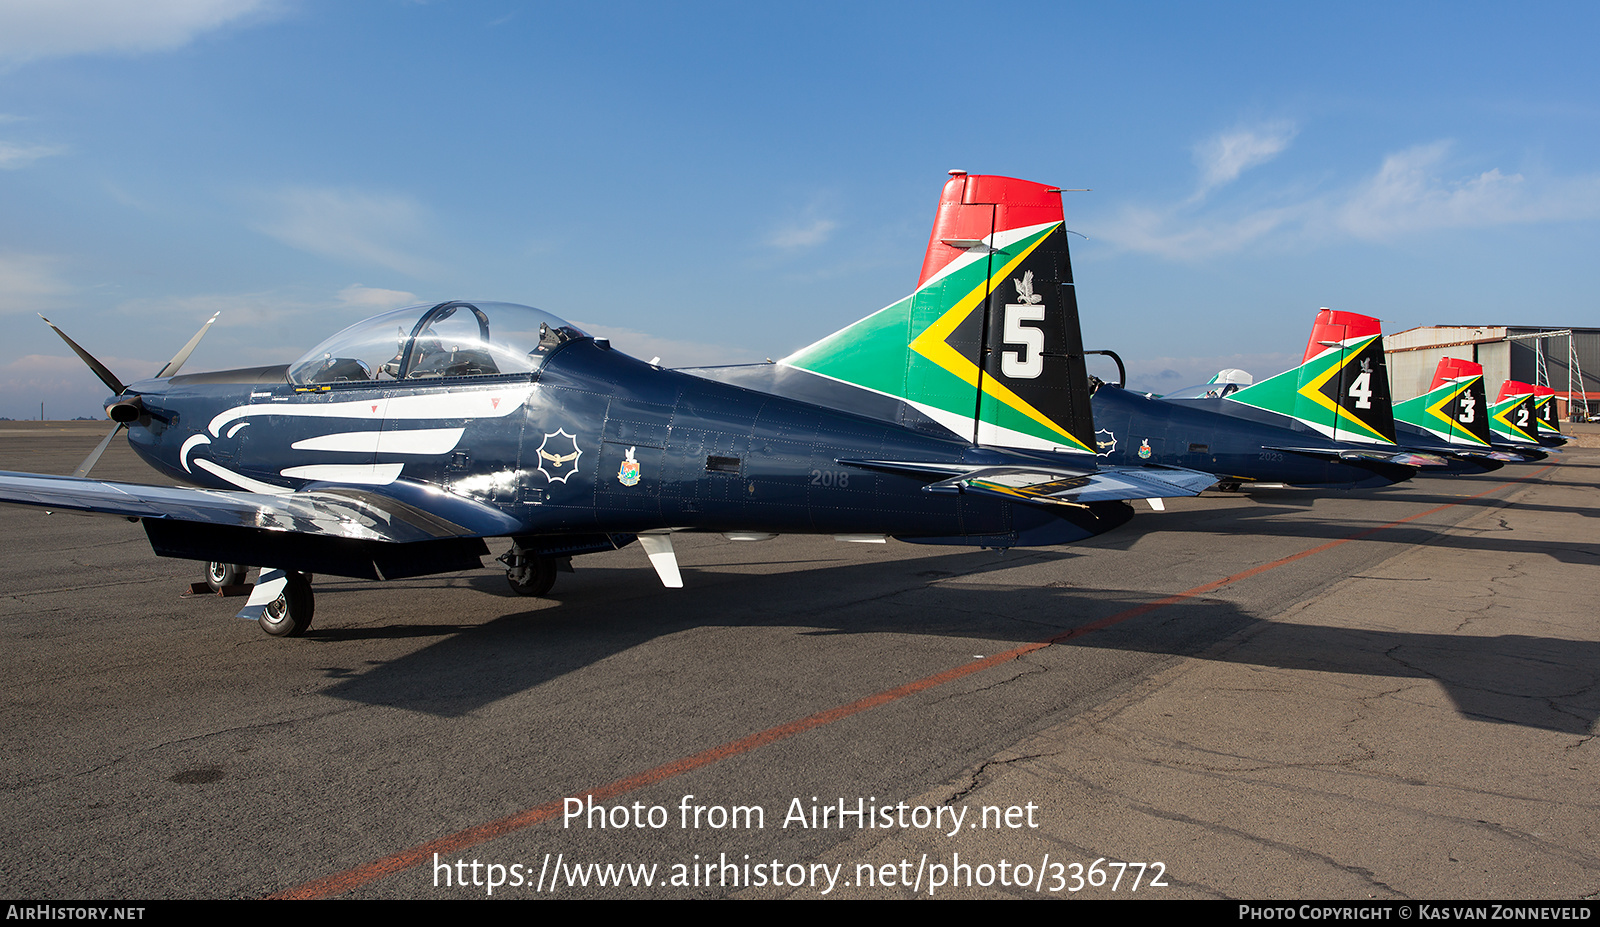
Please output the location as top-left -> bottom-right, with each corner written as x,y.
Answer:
500,545 -> 558,597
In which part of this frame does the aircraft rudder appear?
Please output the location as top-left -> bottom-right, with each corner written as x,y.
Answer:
1532,385 -> 1562,435
1395,357 -> 1492,446
787,172 -> 1096,455
1230,308 -> 1396,445
1490,380 -> 1541,443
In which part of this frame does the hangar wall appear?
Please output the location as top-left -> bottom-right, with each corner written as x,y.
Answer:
1385,325 -> 1599,420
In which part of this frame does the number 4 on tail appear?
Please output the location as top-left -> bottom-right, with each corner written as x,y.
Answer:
1347,371 -> 1373,410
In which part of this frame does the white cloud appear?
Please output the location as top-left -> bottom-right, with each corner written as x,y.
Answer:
1098,202 -> 1306,261
97,288 -> 372,370
1095,136 -> 1600,261
0,283 -> 433,418
1333,142 -> 1600,239
0,0 -> 277,67
767,217 -> 838,250
1119,350 -> 1301,394
0,352 -> 164,420
1192,122 -> 1298,195
0,253 -> 73,313
337,284 -> 420,310
0,140 -> 66,169
765,199 -> 840,250
252,186 -> 441,276
571,322 -> 756,368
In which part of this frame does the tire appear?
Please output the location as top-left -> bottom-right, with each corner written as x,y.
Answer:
506,554 -> 557,597
259,572 -> 314,637
206,562 -> 248,592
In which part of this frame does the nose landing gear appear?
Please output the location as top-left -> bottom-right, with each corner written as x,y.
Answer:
499,545 -> 558,597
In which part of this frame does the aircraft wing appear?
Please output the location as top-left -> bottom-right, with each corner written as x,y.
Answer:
837,459 -> 1218,508
0,470 -> 524,542
0,470 -> 526,583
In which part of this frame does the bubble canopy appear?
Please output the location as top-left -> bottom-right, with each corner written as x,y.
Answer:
288,301 -> 589,385
1161,381 -> 1246,400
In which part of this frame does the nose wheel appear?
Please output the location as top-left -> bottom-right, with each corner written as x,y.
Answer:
500,546 -> 557,596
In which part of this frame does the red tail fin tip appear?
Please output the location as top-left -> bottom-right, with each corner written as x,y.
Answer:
917,175 -> 1066,288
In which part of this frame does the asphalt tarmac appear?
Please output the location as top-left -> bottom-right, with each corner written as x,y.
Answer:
1,422 -> 1595,900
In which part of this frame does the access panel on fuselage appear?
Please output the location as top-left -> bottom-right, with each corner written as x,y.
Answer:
383,380 -> 534,505
594,398 -> 671,521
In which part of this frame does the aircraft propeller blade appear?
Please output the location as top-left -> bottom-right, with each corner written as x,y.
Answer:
43,311 -> 218,478
39,314 -> 125,396
155,311 -> 220,378
73,423 -> 125,479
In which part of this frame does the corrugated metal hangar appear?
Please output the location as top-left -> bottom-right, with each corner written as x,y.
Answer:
1386,325 -> 1599,421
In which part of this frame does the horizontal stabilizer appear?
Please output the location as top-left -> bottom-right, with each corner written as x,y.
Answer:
1264,446 -> 1445,468
838,458 -> 1215,507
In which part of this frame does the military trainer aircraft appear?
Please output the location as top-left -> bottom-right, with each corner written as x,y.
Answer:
1121,309 -> 1438,489
1492,380 -> 1565,448
685,188 -> 1437,495
0,172 -> 1217,637
1390,357 -> 1544,471
1530,384 -> 1566,444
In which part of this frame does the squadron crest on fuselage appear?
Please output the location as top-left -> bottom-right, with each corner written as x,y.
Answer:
537,429 -> 582,483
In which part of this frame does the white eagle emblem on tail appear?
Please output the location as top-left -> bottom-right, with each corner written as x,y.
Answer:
1013,270 -> 1042,305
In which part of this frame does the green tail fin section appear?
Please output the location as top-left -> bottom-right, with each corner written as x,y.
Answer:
1226,308 -> 1397,445
1489,395 -> 1540,444
782,174 -> 1095,455
1393,364 -> 1492,447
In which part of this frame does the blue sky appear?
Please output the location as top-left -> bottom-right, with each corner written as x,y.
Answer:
3,1 -> 1598,419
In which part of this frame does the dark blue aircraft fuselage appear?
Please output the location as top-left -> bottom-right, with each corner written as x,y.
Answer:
116,337 -> 1126,576
1091,386 -> 1412,489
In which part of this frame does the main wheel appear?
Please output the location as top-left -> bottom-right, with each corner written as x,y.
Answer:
506,553 -> 557,597
259,572 -> 314,637
205,562 -> 248,592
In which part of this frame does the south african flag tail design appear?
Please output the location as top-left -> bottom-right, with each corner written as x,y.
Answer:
1223,309 -> 1398,446
1393,356 -> 1493,448
1490,380 -> 1541,445
781,173 -> 1096,457
1531,384 -> 1565,441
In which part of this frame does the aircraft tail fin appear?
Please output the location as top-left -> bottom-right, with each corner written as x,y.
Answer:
782,172 -> 1096,455
1393,357 -> 1492,447
1531,384 -> 1563,436
1226,308 -> 1397,445
1430,356 -> 1479,391
1490,380 -> 1541,444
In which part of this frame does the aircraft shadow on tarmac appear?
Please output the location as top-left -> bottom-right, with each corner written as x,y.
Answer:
1088,482 -> 1600,567
313,545 -> 1599,737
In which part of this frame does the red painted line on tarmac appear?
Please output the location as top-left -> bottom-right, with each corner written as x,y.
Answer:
273,466 -> 1552,899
